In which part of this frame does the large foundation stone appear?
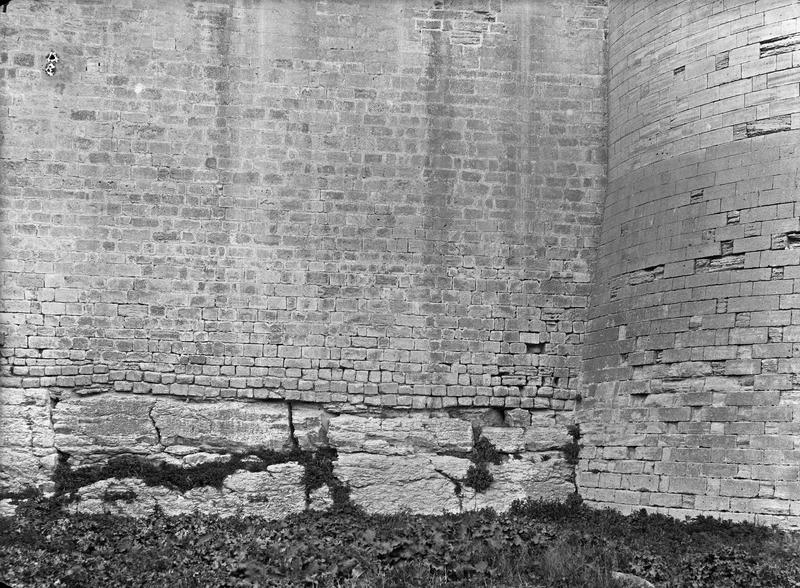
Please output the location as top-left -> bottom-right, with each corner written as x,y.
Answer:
67,463 -> 307,518
152,399 -> 292,451
0,388 -> 57,492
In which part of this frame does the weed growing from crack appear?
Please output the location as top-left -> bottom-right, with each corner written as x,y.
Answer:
464,463 -> 493,493
463,435 -> 502,493
562,423 -> 581,465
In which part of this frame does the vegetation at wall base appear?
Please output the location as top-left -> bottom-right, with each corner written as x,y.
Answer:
49,446 -> 350,508
2,498 -> 798,587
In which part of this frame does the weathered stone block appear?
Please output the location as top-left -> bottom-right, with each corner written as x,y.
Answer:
335,452 -> 470,514
0,388 -> 56,492
291,405 -> 327,449
53,393 -> 158,465
221,463 -> 306,517
447,408 -> 504,427
152,398 -> 291,451
67,463 -> 307,518
523,414 -> 572,451
504,408 -> 532,427
463,454 -> 574,512
328,414 -> 472,455
481,426 -> 525,453
309,486 -> 333,511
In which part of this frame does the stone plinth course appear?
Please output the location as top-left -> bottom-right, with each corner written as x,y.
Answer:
0,391 -> 575,518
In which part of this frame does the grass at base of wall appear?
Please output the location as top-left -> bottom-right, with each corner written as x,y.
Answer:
1,497 -> 799,588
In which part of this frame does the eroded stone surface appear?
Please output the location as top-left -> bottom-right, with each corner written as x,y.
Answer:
0,388 -> 57,492
447,408 -> 504,427
52,393 -> 157,466
464,453 -> 574,512
151,399 -> 291,451
523,414 -> 572,451
335,452 -> 471,514
309,486 -> 333,511
328,414 -> 473,455
291,405 -> 327,449
504,408 -> 532,427
69,463 -> 307,518
0,499 -> 18,517
481,426 -> 525,453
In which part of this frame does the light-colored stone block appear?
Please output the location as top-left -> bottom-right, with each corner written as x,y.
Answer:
481,426 -> 525,453
152,398 -> 291,451
53,393 -> 158,465
464,454 -> 574,512
67,462 -> 307,518
0,388 -> 57,492
523,414 -> 572,451
291,405 -> 327,449
328,414 -> 473,455
334,452 -> 471,514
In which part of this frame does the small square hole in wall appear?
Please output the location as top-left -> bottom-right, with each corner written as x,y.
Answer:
525,343 -> 544,354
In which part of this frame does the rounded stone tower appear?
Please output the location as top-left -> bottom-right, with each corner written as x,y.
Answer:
579,0 -> 800,528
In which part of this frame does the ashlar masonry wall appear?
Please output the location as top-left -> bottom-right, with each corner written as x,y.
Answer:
0,0 -> 606,515
580,0 -> 800,529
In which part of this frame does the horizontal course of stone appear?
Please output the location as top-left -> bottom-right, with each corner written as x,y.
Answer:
580,0 -> 800,530
1,389 -> 575,517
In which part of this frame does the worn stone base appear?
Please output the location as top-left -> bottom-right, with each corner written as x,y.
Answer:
65,465 -> 314,519
1,391 -> 576,518
0,389 -> 58,493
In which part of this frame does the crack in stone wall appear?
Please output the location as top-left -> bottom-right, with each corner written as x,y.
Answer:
1,391 -> 576,517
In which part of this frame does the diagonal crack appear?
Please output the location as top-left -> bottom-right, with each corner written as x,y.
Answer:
433,467 -> 464,511
147,403 -> 162,447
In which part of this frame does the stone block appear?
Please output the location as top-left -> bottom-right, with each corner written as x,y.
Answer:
481,427 -> 525,453
523,414 -> 572,451
0,388 -> 57,492
221,463 -> 307,517
328,414 -> 473,455
53,393 -> 158,465
291,405 -> 327,449
334,452 -> 470,514
504,408 -> 532,427
309,486 -> 333,511
464,454 -> 574,512
152,398 -> 292,451
67,462 -> 307,519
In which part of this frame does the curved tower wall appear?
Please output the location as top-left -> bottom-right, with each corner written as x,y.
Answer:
580,0 -> 800,527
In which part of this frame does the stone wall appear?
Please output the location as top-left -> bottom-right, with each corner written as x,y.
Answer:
0,0 -> 605,514
580,0 -> 800,528
3,391 -> 574,517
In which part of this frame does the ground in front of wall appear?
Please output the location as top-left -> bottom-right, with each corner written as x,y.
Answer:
1,497 -> 799,588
